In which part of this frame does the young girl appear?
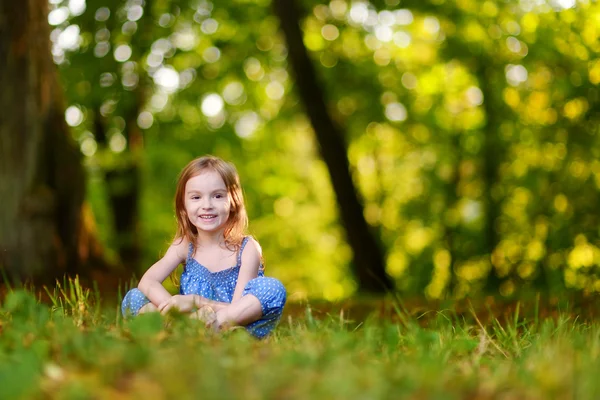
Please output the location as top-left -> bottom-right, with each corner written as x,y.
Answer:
121,155 -> 286,339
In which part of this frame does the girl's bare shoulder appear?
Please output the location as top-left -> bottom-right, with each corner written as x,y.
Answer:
243,236 -> 263,258
170,237 -> 191,261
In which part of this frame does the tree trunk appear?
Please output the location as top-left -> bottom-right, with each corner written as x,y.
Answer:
273,0 -> 393,292
0,0 -> 110,286
476,63 -> 504,292
93,109 -> 142,271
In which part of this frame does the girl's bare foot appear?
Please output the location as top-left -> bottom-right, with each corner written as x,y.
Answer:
138,303 -> 158,314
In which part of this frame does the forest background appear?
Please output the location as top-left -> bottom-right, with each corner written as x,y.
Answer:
2,0 -> 600,303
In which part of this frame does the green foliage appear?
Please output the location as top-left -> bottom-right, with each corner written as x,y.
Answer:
2,287 -> 600,397
0,291 -> 49,399
49,0 -> 600,298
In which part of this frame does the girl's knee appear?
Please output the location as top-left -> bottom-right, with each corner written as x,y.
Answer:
121,288 -> 150,317
264,277 -> 286,305
243,277 -> 286,317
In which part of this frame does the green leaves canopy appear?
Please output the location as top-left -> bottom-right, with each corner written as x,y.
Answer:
52,0 -> 600,299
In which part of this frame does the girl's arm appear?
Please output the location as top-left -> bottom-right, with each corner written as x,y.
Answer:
230,238 -> 262,303
138,239 -> 187,307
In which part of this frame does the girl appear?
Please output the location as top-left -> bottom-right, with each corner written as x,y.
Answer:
121,155 -> 286,339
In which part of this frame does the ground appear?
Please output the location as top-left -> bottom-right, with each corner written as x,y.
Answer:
1,280 -> 600,399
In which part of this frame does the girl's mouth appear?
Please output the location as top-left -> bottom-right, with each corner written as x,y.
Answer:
200,215 -> 217,220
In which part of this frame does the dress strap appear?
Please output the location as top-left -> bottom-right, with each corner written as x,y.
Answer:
187,242 -> 194,261
236,236 -> 250,267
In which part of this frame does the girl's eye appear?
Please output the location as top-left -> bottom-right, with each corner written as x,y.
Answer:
215,194 -> 223,199
191,196 -> 200,200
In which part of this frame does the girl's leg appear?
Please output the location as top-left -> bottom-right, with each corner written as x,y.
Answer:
121,288 -> 152,317
215,277 -> 286,338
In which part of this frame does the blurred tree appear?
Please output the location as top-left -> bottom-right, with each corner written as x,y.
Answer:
0,0 -> 110,285
274,0 -> 393,293
40,0 -> 600,299
62,0 -> 156,271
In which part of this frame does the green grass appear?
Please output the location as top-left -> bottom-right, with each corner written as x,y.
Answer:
2,280 -> 600,399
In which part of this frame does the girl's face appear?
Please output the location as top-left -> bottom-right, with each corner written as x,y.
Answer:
184,170 -> 231,236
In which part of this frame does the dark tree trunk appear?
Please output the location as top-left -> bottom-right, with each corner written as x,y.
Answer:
273,0 -> 393,292
476,64 -> 503,292
104,159 -> 141,270
441,32 -> 505,293
90,3 -> 152,272
0,0 -> 111,286
93,109 -> 142,271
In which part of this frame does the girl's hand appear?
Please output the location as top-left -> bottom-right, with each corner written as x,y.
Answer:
158,294 -> 211,314
159,295 -> 196,314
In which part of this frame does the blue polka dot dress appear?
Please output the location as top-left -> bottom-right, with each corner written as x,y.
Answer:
121,237 -> 287,339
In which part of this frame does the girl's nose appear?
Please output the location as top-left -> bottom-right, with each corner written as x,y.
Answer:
201,199 -> 212,208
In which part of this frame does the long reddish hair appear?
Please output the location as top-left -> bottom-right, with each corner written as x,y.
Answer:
174,155 -> 247,252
